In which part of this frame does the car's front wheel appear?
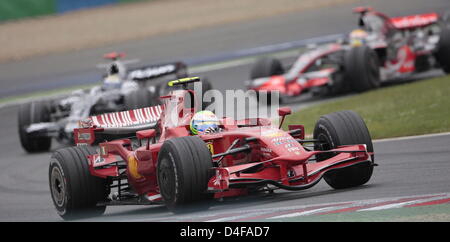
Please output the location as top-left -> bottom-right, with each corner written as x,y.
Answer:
49,146 -> 108,220
313,110 -> 374,189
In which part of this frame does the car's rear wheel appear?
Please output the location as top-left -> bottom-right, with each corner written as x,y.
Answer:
250,57 -> 285,79
313,110 -> 374,189
344,45 -> 381,92
49,146 -> 108,220
18,100 -> 52,153
435,25 -> 450,73
124,89 -> 158,110
250,57 -> 285,105
157,136 -> 213,212
187,78 -> 213,110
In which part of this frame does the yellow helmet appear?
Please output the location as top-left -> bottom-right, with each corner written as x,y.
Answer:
349,29 -> 368,47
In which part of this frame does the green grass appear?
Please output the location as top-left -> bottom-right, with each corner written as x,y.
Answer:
283,75 -> 450,139
265,203 -> 450,222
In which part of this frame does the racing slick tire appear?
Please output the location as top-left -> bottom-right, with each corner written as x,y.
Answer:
250,57 -> 285,105
344,45 -> 381,92
18,100 -> 52,153
157,136 -> 213,212
200,78 -> 213,110
49,146 -> 108,220
435,25 -> 450,73
187,77 -> 213,110
250,57 -> 285,79
124,89 -> 158,109
313,110 -> 374,189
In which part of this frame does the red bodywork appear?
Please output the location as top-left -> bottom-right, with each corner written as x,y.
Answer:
249,44 -> 342,97
74,88 -> 372,202
248,7 -> 442,97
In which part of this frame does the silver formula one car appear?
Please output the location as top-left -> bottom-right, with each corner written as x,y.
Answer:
18,52 -> 211,153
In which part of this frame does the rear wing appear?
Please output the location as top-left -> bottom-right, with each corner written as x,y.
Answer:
89,105 -> 163,128
390,13 -> 439,29
75,105 -> 164,145
127,62 -> 188,81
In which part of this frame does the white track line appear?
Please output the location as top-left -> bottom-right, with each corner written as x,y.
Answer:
270,207 -> 331,219
373,132 -> 450,143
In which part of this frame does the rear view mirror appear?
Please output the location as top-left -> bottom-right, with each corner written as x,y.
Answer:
278,107 -> 292,117
278,107 -> 292,129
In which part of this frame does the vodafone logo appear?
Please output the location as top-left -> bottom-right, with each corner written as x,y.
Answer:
391,13 -> 438,29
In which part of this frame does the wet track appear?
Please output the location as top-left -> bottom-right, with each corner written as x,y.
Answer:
0,0 -> 449,221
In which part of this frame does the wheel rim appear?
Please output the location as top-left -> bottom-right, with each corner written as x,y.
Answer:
315,132 -> 335,161
158,157 -> 176,201
50,166 -> 66,207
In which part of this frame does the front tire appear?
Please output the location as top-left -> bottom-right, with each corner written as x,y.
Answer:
124,89 -> 158,110
313,110 -> 374,189
18,100 -> 52,153
49,146 -> 108,220
157,136 -> 213,212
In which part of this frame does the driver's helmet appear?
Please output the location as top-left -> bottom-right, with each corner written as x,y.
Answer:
349,29 -> 368,46
190,110 -> 220,135
102,74 -> 123,90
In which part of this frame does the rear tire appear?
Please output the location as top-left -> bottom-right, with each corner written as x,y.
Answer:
250,57 -> 285,79
157,136 -> 213,212
435,25 -> 450,73
250,57 -> 284,106
18,100 -> 52,153
124,89 -> 157,110
201,78 -> 213,110
187,78 -> 213,110
313,110 -> 374,189
344,46 -> 381,92
49,146 -> 108,220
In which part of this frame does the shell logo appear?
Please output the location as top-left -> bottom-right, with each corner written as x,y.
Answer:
128,155 -> 143,179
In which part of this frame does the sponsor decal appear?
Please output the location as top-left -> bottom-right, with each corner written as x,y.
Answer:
262,129 -> 284,138
206,142 -> 215,155
271,136 -> 297,146
128,64 -> 176,80
77,132 -> 91,141
93,154 -> 105,164
128,155 -> 143,179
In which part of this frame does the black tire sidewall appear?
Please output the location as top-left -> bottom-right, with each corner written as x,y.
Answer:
250,57 -> 284,79
124,89 -> 156,110
436,25 -> 450,73
313,110 -> 374,189
49,146 -> 107,220
157,136 -> 213,211
345,46 -> 380,92
18,100 -> 52,152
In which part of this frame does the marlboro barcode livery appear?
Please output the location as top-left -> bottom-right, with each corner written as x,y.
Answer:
89,105 -> 163,128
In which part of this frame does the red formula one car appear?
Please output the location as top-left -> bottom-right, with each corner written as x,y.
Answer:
49,77 -> 375,220
246,7 -> 450,101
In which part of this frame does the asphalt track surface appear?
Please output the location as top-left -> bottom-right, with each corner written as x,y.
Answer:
0,0 -> 449,221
